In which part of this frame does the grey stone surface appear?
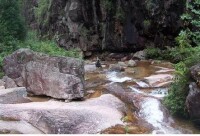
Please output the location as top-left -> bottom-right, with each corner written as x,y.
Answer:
0,94 -> 125,134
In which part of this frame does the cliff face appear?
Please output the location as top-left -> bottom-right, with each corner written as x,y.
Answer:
23,0 -> 185,56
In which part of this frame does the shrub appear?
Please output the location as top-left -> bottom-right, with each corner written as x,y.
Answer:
17,31 -> 82,58
0,0 -> 26,42
163,62 -> 190,118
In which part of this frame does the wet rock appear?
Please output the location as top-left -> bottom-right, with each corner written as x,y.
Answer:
186,82 -> 200,124
85,79 -> 108,89
101,125 -> 126,134
84,64 -> 97,72
3,48 -> 85,100
0,87 -> 30,104
118,62 -> 127,67
136,81 -> 149,88
133,51 -> 146,60
105,83 -> 144,111
23,61 -> 84,100
3,76 -> 17,89
128,60 -> 137,67
0,94 -> 126,134
109,64 -> 125,72
101,124 -> 149,134
144,74 -> 174,87
106,72 -> 132,83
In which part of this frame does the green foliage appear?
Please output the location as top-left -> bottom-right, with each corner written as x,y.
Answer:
102,0 -> 114,11
0,0 -> 26,42
18,31 -> 82,58
34,0 -> 51,24
145,47 -> 162,59
163,46 -> 200,118
0,31 -> 82,78
163,62 -> 189,118
115,7 -> 125,22
0,0 -> 27,77
180,0 -> 200,46
143,20 -> 151,30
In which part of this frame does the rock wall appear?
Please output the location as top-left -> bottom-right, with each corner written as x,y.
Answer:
23,0 -> 186,56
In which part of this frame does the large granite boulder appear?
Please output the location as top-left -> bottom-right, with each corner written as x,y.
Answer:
186,82 -> 200,124
3,48 -> 85,100
23,61 -> 83,99
0,94 -> 125,134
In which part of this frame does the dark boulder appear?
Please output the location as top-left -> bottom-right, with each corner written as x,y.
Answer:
186,82 -> 200,124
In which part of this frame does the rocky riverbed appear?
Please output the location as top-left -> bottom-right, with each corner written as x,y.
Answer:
0,49 -> 200,134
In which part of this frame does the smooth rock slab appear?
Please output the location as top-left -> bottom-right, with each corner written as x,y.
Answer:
0,94 -> 125,134
0,121 -> 43,134
144,74 -> 174,87
0,87 -> 30,104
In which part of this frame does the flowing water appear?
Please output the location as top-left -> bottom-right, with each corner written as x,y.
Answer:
85,60 -> 200,134
1,60 -> 200,134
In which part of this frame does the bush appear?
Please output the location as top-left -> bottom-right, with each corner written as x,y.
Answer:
17,31 -> 82,58
163,62 -> 190,118
163,45 -> 200,118
0,0 -> 26,42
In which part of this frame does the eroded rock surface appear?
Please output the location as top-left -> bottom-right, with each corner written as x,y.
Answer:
0,94 -> 125,134
3,48 -> 84,100
23,0 -> 185,55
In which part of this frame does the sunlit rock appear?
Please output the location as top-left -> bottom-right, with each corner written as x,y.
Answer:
0,94 -> 125,134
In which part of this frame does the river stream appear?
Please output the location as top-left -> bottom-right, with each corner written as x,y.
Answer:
1,60 -> 200,134
85,60 -> 200,134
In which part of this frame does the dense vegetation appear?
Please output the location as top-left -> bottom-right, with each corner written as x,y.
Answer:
145,0 -> 200,118
0,0 -> 81,78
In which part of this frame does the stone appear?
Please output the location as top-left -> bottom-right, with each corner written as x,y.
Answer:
0,80 -> 5,86
84,64 -> 97,73
0,94 -> 126,134
0,80 -> 5,89
190,63 -> 200,83
133,51 -> 146,60
3,76 -> 17,89
3,48 -> 84,83
186,82 -> 200,124
23,0 -> 185,53
144,74 -> 174,87
3,49 -> 85,100
23,61 -> 84,100
118,62 -> 127,67
128,60 -> 137,67
0,121 -> 43,134
109,64 -> 125,72
105,83 -> 144,111
0,87 -> 30,104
